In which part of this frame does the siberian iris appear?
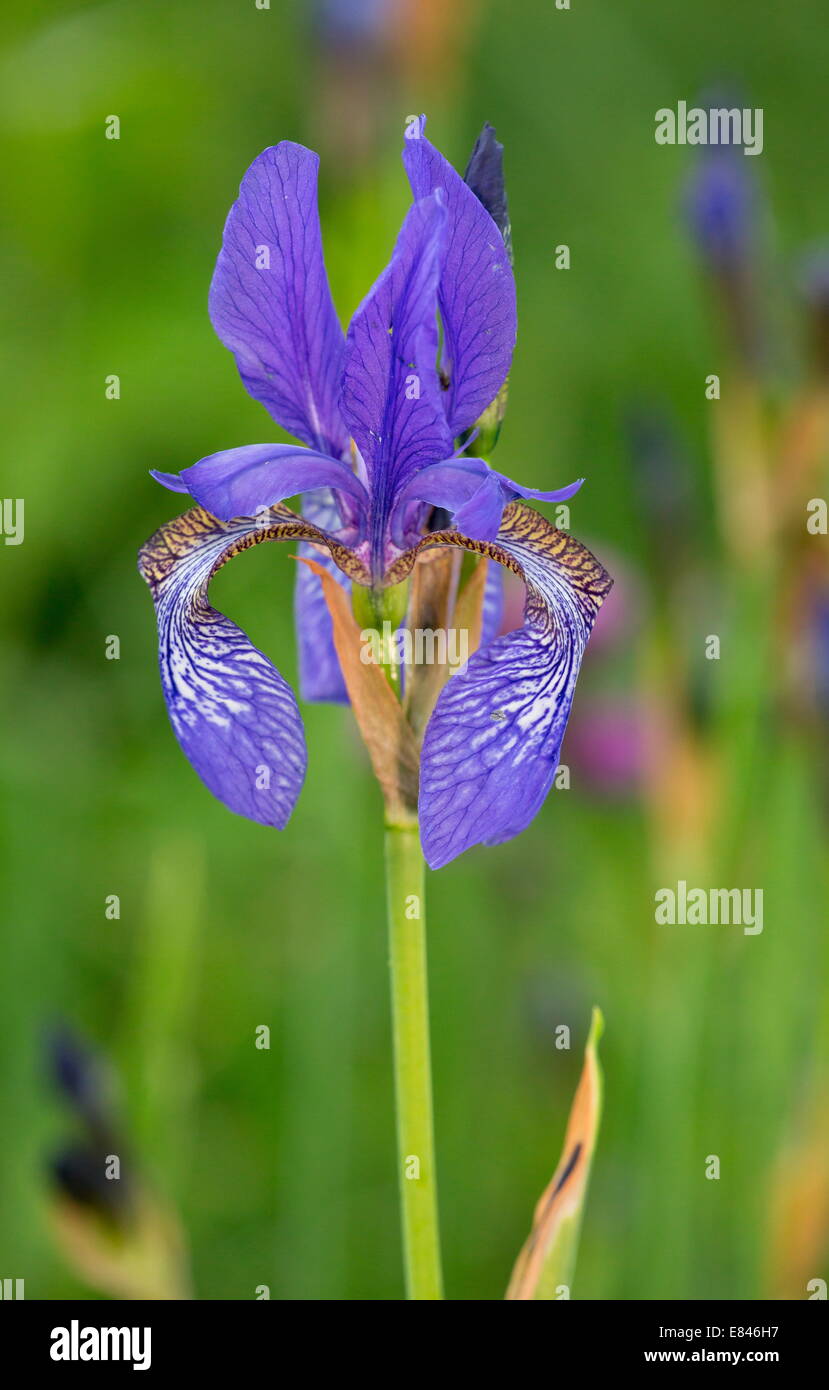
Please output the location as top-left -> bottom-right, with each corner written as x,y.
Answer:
139,118 -> 611,869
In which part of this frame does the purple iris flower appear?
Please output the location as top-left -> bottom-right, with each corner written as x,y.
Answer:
684,143 -> 755,272
139,118 -> 611,868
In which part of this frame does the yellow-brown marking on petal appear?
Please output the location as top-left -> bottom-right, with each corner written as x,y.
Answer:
383,501 -> 612,623
138,503 -> 370,594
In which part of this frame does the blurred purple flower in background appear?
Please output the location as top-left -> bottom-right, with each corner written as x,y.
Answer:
46,1024 -> 133,1223
566,699 -> 647,799
811,587 -> 829,716
683,94 -> 764,369
312,0 -> 392,47
685,144 -> 756,272
307,1 -> 479,171
797,248 -> 829,379
561,547 -> 647,799
45,1024 -> 191,1300
627,405 -> 697,587
308,0 -> 399,171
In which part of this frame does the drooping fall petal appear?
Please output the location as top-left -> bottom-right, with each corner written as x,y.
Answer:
138,505 -> 366,828
414,504 -> 612,868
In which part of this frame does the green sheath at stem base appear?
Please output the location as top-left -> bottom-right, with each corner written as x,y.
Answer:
384,821 -> 444,1300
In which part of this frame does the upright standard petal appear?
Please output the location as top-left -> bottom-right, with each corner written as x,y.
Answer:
404,505 -> 611,868
209,143 -> 348,456
137,504 -> 367,827
341,192 -> 452,574
151,443 -> 368,529
403,120 -> 517,437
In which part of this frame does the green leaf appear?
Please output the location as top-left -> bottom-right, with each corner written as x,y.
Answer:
506,1007 -> 604,1300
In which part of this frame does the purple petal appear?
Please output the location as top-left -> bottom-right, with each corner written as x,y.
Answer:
209,143 -> 348,456
341,193 -> 452,572
463,123 -> 511,251
480,558 -> 504,647
684,144 -> 755,272
294,489 -> 349,704
435,467 -> 506,540
151,444 -> 368,527
419,508 -> 612,868
151,470 -> 189,493
403,119 -> 517,436
138,506 -> 308,828
394,457 -> 584,542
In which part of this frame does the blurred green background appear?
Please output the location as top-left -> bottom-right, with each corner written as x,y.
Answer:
1,0 -> 828,1300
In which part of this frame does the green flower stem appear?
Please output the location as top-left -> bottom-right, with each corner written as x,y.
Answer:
384,820 -> 444,1300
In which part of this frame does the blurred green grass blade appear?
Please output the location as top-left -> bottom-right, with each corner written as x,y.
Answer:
506,1008 -> 604,1300
123,833 -> 205,1193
